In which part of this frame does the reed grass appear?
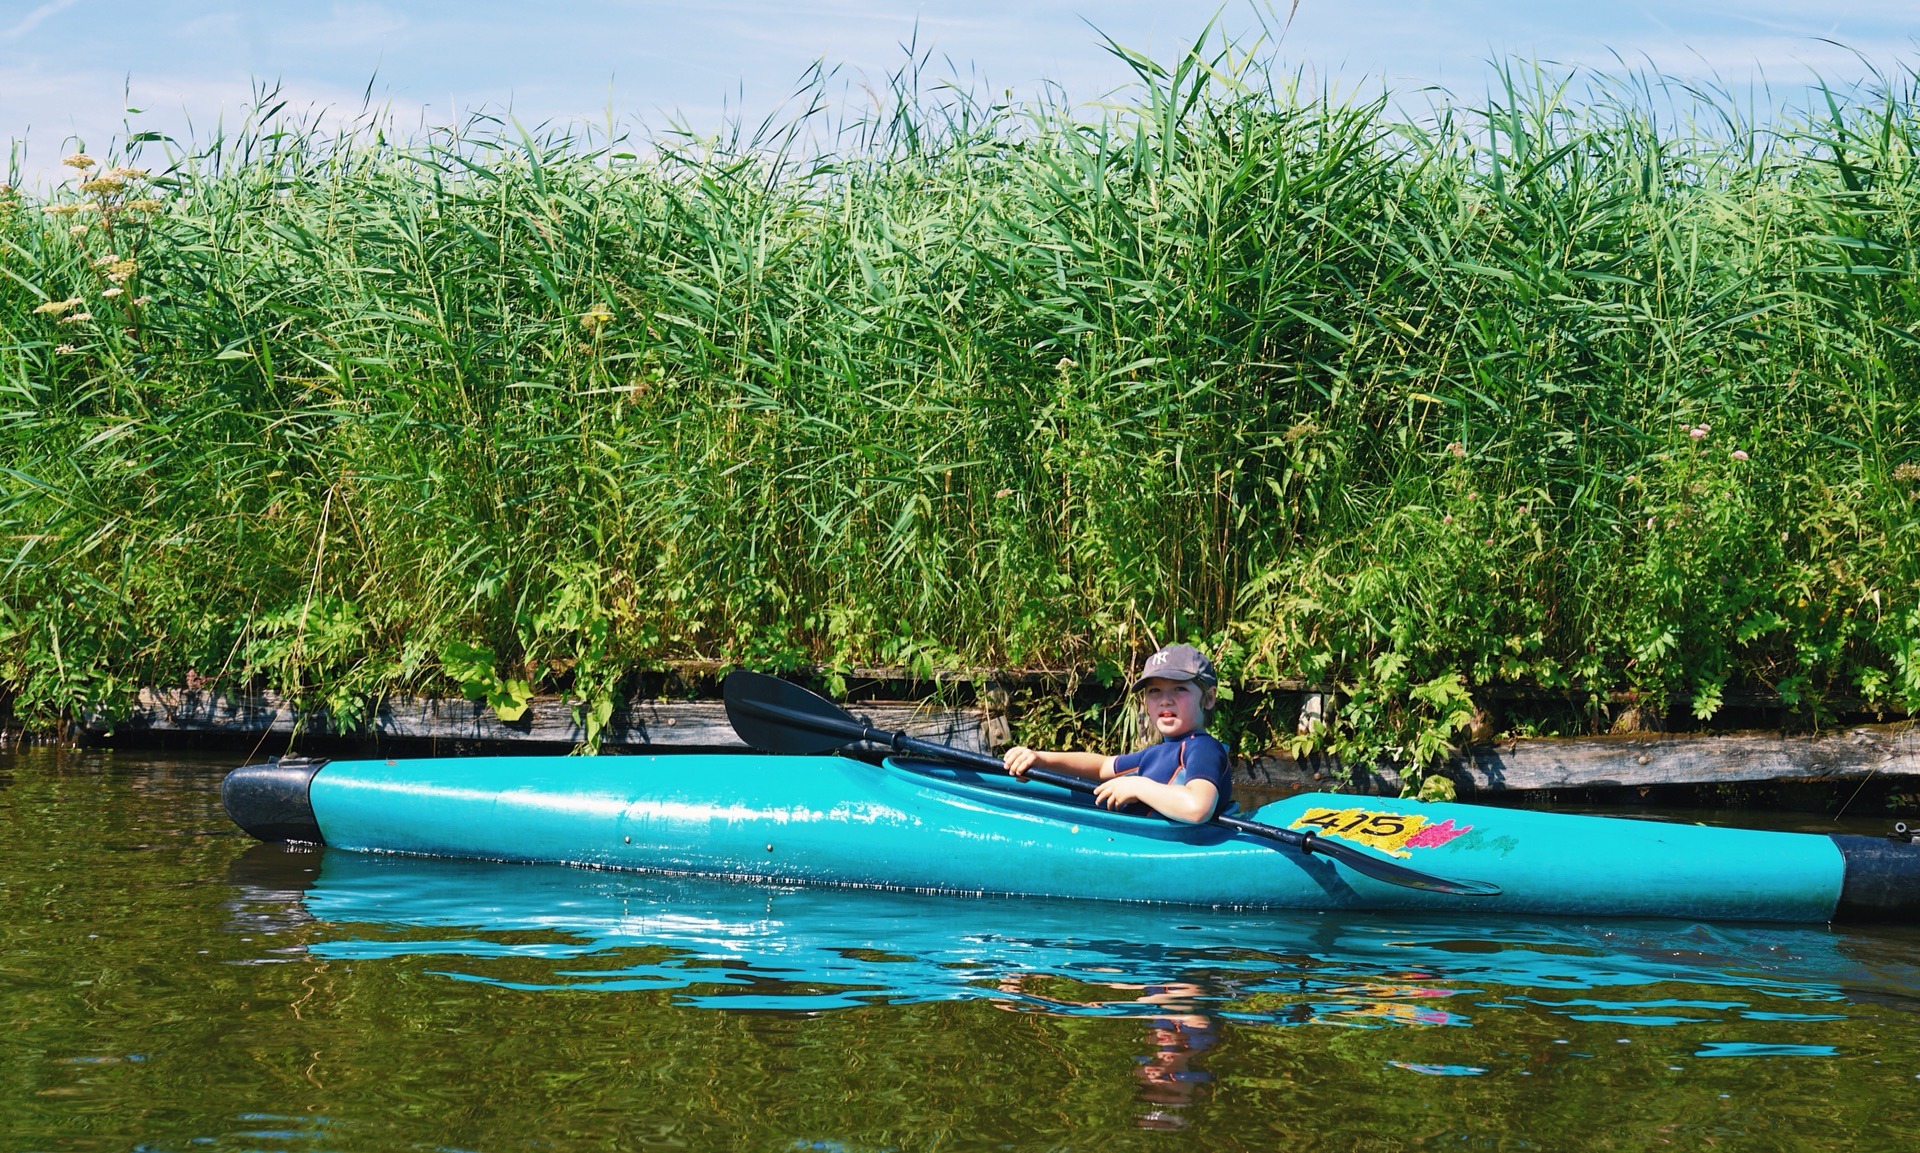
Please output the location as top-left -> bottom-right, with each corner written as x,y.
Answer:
3,40 -> 1918,770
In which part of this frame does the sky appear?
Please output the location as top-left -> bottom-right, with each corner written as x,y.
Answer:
3,0 -> 1916,187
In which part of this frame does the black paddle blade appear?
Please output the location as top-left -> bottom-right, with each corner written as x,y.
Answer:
1308,836 -> 1502,897
723,671 -> 867,754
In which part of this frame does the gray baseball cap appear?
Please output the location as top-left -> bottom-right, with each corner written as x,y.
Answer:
1129,644 -> 1218,692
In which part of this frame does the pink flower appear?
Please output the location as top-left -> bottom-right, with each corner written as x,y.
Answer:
1442,514 -> 1453,525
1406,818 -> 1472,848
1689,427 -> 1708,440
1731,449 -> 1749,461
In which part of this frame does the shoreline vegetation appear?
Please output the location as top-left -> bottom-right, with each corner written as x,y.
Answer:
3,37 -> 1918,785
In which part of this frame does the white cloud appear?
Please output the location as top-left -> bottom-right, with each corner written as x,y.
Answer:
3,0 -> 1916,189
3,66 -> 432,190
0,0 -> 81,45
171,10 -> 247,46
275,3 -> 409,51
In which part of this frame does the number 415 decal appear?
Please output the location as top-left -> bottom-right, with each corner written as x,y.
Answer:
1287,807 -> 1473,857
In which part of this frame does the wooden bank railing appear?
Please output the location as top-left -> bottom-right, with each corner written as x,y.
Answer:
77,683 -> 1920,795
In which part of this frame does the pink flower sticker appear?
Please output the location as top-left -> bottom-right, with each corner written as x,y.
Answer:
1405,818 -> 1473,849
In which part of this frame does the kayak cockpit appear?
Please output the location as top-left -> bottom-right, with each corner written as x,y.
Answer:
882,757 -> 1240,845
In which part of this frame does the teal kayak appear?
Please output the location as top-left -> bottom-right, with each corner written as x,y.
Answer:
221,752 -> 1920,922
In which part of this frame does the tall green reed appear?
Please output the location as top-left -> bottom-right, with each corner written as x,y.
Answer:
1,40 -> 1916,770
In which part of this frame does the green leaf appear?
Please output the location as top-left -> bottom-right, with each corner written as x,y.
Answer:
574,695 -> 617,754
489,677 -> 534,722
1690,679 -> 1725,721
439,641 -> 500,702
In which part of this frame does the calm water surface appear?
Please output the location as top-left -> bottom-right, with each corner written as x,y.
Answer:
5,748 -> 1920,1151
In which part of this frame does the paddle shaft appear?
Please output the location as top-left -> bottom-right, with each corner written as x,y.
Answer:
1009,767 -> 1336,859
726,679 -> 1500,896
925,740 -> 1494,893
741,696 -> 1336,857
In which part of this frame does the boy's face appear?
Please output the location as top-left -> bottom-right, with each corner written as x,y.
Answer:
1138,678 -> 1213,738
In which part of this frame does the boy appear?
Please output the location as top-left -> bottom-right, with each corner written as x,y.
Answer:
1002,644 -> 1231,824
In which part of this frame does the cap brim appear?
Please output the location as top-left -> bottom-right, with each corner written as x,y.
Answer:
1129,671 -> 1212,693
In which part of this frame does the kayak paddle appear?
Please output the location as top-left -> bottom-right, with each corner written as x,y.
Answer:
722,671 -> 1501,898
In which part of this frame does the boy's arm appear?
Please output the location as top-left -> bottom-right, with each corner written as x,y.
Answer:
1093,775 -> 1220,824
1002,747 -> 1117,780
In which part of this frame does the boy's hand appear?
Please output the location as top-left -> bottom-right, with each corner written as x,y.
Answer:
1093,774 -> 1153,810
1003,746 -> 1039,778
1096,775 -> 1218,823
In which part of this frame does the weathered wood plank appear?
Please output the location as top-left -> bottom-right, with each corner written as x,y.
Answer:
1455,723 -> 1920,791
96,689 -> 990,754
1235,755 -> 1406,795
468,658 -> 1919,712
90,687 -> 1919,793
1240,722 -> 1920,794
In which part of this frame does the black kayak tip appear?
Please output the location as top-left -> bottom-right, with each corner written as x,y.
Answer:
221,756 -> 329,844
1831,834 -> 1920,922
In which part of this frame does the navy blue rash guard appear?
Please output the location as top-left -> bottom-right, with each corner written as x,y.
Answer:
1110,731 -> 1232,818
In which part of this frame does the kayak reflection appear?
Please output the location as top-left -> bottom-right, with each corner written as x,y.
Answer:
260,848 -> 1902,1018
236,847 -> 1917,1127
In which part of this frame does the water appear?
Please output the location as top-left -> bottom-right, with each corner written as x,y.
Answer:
6,749 -> 1920,1150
